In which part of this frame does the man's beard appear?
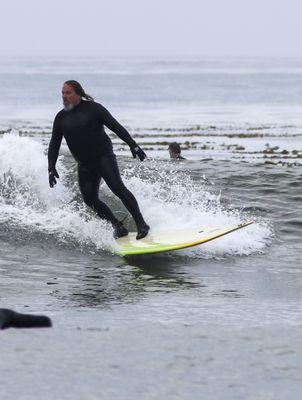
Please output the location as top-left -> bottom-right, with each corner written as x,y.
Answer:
63,103 -> 75,112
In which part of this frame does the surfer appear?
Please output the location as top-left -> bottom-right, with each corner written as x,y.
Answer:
48,80 -> 150,240
168,142 -> 186,160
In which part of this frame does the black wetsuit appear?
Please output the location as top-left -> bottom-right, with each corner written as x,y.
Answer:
48,100 -> 145,227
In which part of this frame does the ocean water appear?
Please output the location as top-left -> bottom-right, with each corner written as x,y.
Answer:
0,56 -> 302,399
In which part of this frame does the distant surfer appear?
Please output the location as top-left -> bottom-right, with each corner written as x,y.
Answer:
168,142 -> 186,160
48,80 -> 150,240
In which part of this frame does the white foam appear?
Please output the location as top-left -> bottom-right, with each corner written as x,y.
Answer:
0,132 -> 114,251
119,161 -> 272,257
0,133 -> 272,257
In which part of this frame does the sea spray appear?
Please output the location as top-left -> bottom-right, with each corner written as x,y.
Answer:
0,133 -> 272,257
120,159 -> 272,257
0,132 -> 113,251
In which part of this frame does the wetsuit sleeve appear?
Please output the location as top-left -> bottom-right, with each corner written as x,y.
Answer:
48,114 -> 63,171
95,103 -> 137,148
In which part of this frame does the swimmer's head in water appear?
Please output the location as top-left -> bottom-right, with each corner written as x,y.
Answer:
168,142 -> 181,159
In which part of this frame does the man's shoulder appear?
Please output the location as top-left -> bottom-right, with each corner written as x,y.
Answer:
78,100 -> 101,113
84,101 -> 109,117
54,109 -> 66,120
80,99 -> 100,106
85,100 -> 104,110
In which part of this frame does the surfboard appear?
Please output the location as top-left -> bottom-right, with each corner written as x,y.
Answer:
114,221 -> 253,256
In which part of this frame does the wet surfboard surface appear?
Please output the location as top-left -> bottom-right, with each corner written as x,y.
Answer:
114,221 -> 253,256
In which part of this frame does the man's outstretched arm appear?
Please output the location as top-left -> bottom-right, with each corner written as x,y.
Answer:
96,103 -> 146,161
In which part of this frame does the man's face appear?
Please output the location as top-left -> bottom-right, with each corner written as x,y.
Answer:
62,84 -> 81,110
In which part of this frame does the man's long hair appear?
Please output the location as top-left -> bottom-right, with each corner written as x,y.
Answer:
64,80 -> 94,101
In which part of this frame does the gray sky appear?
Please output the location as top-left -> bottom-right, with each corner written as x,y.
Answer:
0,0 -> 301,57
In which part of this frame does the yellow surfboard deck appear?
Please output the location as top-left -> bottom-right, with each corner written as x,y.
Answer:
115,221 -> 253,256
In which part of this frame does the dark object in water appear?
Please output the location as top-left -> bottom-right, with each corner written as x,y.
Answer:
0,309 -> 52,330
